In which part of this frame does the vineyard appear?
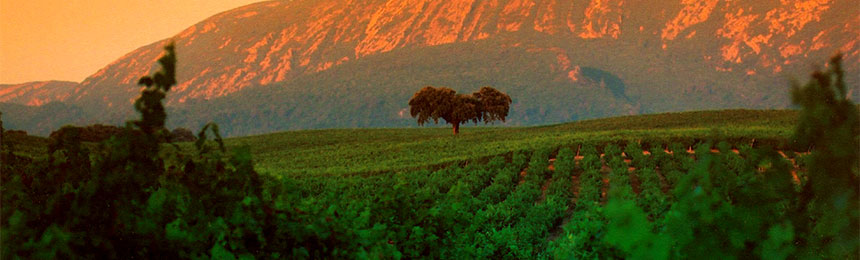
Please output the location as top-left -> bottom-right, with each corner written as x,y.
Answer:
1,48 -> 856,258
257,141 -> 817,258
226,108 -> 799,176
5,118 -> 854,258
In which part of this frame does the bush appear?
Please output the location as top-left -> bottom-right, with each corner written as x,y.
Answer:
169,128 -> 197,142
49,124 -> 124,143
4,129 -> 27,137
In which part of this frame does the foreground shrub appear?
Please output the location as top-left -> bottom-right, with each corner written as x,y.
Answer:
604,54 -> 858,259
1,44 -> 248,258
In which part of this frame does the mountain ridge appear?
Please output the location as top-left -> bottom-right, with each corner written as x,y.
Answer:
2,0 -> 858,136
0,81 -> 78,106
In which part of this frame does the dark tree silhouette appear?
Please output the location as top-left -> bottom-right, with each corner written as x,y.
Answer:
789,53 -> 859,256
408,86 -> 512,135
134,43 -> 176,135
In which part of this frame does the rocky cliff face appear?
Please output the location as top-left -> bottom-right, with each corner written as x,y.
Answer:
3,0 -> 859,135
64,0 -> 858,107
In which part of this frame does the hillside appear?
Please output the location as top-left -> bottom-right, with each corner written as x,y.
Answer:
2,0 -> 858,136
0,81 -> 77,106
4,108 -> 799,175
0,102 -> 87,136
212,109 -> 801,175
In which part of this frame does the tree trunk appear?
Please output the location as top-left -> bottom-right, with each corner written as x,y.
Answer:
452,122 -> 460,135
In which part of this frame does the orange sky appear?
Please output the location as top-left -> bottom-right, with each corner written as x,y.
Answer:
0,0 -> 263,84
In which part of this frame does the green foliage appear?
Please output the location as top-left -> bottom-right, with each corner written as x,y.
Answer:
604,185 -> 670,260
601,54 -> 859,259
604,143 -> 622,162
512,150 -> 530,170
554,147 -> 576,178
579,144 -> 602,172
789,54 -> 860,257
626,141 -> 653,169
527,148 -> 551,181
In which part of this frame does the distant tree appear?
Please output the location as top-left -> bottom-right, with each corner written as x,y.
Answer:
408,86 -> 511,135
169,127 -> 197,142
83,124 -> 122,142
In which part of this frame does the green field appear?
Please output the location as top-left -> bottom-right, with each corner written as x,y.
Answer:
4,108 -> 799,176
225,109 -> 798,176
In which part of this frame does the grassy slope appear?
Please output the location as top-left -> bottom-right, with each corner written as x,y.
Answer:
225,109 -> 798,176
5,109 -> 798,176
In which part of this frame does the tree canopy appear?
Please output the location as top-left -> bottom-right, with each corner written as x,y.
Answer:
408,86 -> 511,134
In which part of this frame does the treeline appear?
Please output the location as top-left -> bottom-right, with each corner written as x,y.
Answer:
47,124 -> 197,143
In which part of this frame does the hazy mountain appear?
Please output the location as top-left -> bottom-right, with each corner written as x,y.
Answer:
0,81 -> 78,106
0,102 -> 86,136
2,0 -> 858,136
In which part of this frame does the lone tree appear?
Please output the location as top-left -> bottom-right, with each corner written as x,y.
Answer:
408,86 -> 512,135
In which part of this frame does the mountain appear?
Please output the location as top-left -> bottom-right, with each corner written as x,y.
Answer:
0,102 -> 86,135
2,0 -> 859,136
0,81 -> 78,106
